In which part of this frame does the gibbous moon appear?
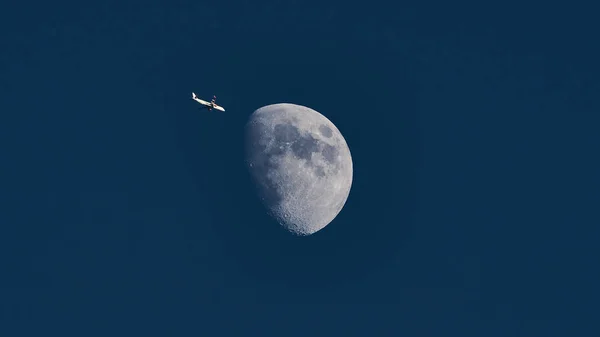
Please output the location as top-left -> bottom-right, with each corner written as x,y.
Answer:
244,103 -> 353,236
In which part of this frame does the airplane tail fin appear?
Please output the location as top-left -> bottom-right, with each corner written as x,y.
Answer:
192,92 -> 197,99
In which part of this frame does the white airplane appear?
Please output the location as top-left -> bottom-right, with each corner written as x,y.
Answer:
192,92 -> 225,112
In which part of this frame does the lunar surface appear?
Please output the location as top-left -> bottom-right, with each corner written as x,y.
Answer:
244,103 -> 353,236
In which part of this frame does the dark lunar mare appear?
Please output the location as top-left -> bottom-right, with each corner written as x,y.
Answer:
172,55 -> 419,293
245,116 -> 343,210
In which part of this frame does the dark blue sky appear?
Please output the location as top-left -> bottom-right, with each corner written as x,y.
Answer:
1,1 -> 599,336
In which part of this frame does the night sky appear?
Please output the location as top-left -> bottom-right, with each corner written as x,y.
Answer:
1,1 -> 599,336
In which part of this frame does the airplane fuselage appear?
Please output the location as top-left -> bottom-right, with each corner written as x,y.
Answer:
192,92 -> 225,112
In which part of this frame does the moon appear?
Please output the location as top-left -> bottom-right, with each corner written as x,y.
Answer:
244,103 -> 353,236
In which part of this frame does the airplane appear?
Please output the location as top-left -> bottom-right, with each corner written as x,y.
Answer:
192,92 -> 225,112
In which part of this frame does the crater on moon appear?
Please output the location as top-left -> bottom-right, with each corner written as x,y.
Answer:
244,103 -> 353,236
